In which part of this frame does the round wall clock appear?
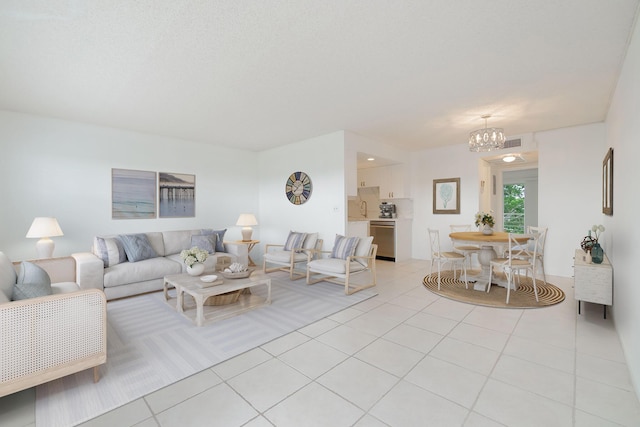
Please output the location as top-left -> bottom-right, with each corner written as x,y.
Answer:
285,171 -> 312,205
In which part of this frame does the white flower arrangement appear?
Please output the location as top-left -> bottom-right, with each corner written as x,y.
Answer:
180,246 -> 208,267
474,211 -> 495,228
591,224 -> 605,242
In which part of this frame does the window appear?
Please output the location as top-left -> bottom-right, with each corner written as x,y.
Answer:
503,183 -> 525,233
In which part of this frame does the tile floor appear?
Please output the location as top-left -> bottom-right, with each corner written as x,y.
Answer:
2,259 -> 640,427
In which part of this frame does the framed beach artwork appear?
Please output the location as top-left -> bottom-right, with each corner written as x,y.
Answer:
602,148 -> 613,215
112,168 -> 157,219
159,172 -> 196,218
433,177 -> 460,214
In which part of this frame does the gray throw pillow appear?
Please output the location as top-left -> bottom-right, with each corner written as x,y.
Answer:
331,235 -> 359,260
284,231 -> 307,251
191,234 -> 217,254
0,251 -> 17,300
201,229 -> 226,252
93,236 -> 127,267
12,261 -> 52,301
119,233 -> 158,262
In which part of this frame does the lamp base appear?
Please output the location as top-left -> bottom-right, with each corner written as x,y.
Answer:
241,227 -> 253,242
35,238 -> 55,259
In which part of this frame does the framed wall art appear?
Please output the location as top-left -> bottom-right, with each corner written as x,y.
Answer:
159,172 -> 196,218
111,168 -> 157,219
433,177 -> 460,214
602,148 -> 613,215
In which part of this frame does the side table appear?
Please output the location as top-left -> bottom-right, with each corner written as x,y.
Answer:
231,239 -> 260,266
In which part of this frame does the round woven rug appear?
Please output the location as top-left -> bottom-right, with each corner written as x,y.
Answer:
423,270 -> 565,308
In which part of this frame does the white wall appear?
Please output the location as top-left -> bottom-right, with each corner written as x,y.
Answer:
0,111 -> 258,260
605,13 -> 640,396
257,131 -> 346,261
537,123 -> 606,276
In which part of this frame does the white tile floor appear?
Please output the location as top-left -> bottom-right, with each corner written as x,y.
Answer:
2,259 -> 640,427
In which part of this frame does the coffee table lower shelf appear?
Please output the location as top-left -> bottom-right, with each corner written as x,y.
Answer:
163,273 -> 271,326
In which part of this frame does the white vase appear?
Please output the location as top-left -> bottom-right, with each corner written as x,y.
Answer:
482,224 -> 494,235
186,262 -> 205,276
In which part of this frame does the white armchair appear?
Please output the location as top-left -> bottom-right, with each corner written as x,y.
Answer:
0,253 -> 107,398
306,235 -> 377,295
263,232 -> 323,280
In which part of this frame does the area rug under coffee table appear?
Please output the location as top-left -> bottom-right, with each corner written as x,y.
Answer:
35,275 -> 377,427
423,270 -> 565,308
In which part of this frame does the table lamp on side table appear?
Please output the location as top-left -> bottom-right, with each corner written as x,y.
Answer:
26,217 -> 64,258
236,213 -> 258,241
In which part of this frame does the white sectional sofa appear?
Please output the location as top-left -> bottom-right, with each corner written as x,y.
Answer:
73,229 -> 249,300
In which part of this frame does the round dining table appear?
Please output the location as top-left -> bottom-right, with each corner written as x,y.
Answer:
449,231 -> 529,291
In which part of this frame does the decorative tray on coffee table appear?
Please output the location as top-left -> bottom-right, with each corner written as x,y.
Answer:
219,268 -> 255,279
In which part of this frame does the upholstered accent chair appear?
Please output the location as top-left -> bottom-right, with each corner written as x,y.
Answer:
306,235 -> 377,295
263,232 -> 323,280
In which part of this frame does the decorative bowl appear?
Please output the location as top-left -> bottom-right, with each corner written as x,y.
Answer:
219,268 -> 255,279
200,275 -> 218,283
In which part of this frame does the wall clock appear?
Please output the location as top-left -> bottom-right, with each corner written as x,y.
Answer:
286,171 -> 312,205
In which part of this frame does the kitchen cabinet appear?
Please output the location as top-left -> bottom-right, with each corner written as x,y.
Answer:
574,249 -> 612,318
357,164 -> 410,199
347,221 -> 369,238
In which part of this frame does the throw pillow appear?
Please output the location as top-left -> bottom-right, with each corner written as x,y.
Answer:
191,234 -> 217,254
118,233 -> 158,262
12,261 -> 52,300
201,229 -> 226,252
0,251 -> 17,301
283,231 -> 307,251
330,235 -> 359,260
93,236 -> 127,267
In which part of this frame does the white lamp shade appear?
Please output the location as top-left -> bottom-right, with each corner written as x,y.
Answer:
26,217 -> 63,258
26,217 -> 64,238
236,214 -> 258,227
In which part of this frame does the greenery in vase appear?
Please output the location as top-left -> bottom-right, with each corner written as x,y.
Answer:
180,246 -> 208,267
475,211 -> 495,228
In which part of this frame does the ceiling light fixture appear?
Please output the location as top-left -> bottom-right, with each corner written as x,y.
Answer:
469,114 -> 506,152
502,155 -> 516,163
367,157 -> 375,161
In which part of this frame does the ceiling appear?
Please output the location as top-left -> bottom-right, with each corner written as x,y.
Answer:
1,1 -> 638,152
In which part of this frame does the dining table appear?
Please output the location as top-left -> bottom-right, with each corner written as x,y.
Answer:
449,231 -> 530,291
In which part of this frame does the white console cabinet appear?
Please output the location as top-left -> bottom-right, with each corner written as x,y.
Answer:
574,249 -> 612,318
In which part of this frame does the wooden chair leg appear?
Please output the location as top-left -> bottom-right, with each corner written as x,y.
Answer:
93,366 -> 100,383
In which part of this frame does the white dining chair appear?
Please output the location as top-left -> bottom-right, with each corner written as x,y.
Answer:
488,232 -> 540,304
428,228 -> 468,290
449,224 -> 480,271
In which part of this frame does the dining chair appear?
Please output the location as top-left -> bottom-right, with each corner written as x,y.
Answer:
449,224 -> 480,271
509,226 -> 548,286
428,228 -> 468,290
488,232 -> 539,304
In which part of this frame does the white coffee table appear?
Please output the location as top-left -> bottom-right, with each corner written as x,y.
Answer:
163,273 -> 271,326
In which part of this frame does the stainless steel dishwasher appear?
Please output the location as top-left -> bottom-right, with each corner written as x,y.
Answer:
369,220 -> 395,261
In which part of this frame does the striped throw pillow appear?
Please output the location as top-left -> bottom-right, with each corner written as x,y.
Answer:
331,235 -> 359,260
284,231 -> 307,251
93,236 -> 127,267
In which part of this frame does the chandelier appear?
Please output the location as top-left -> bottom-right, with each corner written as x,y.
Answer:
469,114 -> 506,152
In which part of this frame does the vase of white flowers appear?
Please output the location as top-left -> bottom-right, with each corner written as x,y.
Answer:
475,212 -> 495,235
591,224 -> 605,264
180,247 -> 209,276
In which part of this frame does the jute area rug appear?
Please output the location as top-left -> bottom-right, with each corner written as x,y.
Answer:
423,270 -> 565,308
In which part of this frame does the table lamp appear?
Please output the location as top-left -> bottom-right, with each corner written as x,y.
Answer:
236,214 -> 258,241
26,217 -> 64,258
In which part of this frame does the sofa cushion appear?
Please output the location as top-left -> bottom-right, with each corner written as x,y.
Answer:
162,230 -> 194,256
119,233 -> 158,262
201,229 -> 226,253
330,235 -> 359,260
12,261 -> 53,300
0,251 -> 17,301
308,258 -> 366,275
104,257 -> 182,288
93,236 -> 127,267
284,231 -> 306,251
303,232 -> 319,250
191,234 -> 217,254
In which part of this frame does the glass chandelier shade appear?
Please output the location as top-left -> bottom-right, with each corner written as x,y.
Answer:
469,115 -> 506,152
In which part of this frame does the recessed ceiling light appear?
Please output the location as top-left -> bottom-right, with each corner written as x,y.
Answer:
367,157 -> 375,161
502,155 -> 516,163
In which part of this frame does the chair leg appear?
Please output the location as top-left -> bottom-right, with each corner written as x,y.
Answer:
462,261 -> 468,289
487,265 -> 493,293
437,260 -> 442,290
